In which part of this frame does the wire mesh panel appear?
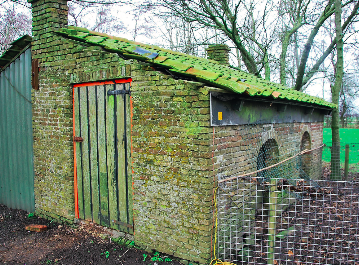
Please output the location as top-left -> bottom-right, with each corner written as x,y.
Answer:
217,148 -> 359,264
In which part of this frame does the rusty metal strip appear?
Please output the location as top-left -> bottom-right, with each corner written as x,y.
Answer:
31,59 -> 39,90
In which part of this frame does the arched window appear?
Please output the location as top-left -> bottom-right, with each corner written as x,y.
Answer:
257,139 -> 279,181
256,139 -> 279,221
300,131 -> 312,177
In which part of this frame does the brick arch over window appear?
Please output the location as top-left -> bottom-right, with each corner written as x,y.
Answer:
300,131 -> 312,177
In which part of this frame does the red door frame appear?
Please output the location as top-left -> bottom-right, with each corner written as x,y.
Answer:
72,78 -> 132,219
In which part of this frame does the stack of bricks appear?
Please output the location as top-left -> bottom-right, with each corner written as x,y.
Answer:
205,44 -> 231,65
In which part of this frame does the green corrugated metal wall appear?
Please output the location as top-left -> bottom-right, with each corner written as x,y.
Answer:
0,47 -> 35,212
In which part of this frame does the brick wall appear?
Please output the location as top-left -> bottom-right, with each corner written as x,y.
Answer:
129,63 -> 215,263
213,122 -> 323,181
30,0 -> 129,221
213,122 -> 324,254
29,1 -> 215,262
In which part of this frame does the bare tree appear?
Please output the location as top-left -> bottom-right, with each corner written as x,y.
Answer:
278,0 -> 311,86
155,13 -> 227,57
0,2 -> 31,54
68,1 -> 127,35
339,72 -> 359,126
152,0 -> 359,91
0,0 -> 130,55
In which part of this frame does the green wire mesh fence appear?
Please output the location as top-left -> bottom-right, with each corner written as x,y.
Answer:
322,143 -> 359,180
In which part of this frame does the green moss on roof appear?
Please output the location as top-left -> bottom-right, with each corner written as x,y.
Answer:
57,26 -> 336,109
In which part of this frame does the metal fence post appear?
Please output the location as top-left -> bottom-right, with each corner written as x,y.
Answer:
344,144 -> 349,180
268,178 -> 277,265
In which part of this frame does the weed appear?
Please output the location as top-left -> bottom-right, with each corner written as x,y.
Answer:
150,251 -> 172,262
27,213 -> 35,219
112,237 -> 135,248
151,251 -> 163,262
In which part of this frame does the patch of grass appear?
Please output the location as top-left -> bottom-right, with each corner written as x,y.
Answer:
111,237 -> 136,248
323,128 -> 359,168
323,128 -> 359,144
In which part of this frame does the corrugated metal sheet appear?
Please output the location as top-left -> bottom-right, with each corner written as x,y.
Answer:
0,47 -> 35,212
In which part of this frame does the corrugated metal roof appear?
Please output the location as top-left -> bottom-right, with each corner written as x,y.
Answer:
57,26 -> 336,109
0,35 -> 32,71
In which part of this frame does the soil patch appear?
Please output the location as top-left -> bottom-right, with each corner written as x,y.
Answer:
0,205 -> 183,265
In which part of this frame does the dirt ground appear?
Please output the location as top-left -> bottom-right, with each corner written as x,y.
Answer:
2,168 -> 358,265
0,204 -> 183,265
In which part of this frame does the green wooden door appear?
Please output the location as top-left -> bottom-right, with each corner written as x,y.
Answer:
73,81 -> 133,233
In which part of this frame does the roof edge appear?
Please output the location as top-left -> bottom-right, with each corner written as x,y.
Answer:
0,35 -> 32,71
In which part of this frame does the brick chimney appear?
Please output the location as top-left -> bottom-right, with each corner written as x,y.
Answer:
28,0 -> 70,42
205,44 -> 230,65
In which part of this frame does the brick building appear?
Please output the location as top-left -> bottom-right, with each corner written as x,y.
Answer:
12,0 -> 336,263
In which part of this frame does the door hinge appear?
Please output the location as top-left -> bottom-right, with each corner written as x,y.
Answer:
74,137 -> 84,142
107,89 -> 130,95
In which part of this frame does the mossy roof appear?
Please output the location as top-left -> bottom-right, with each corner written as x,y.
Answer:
57,26 -> 336,109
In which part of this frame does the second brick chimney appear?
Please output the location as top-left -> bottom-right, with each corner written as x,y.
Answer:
205,44 -> 230,65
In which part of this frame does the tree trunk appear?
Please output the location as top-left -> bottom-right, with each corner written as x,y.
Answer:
264,52 -> 270,81
331,0 -> 343,180
280,34 -> 289,86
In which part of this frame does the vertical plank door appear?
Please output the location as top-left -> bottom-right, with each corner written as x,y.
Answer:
73,81 -> 133,233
